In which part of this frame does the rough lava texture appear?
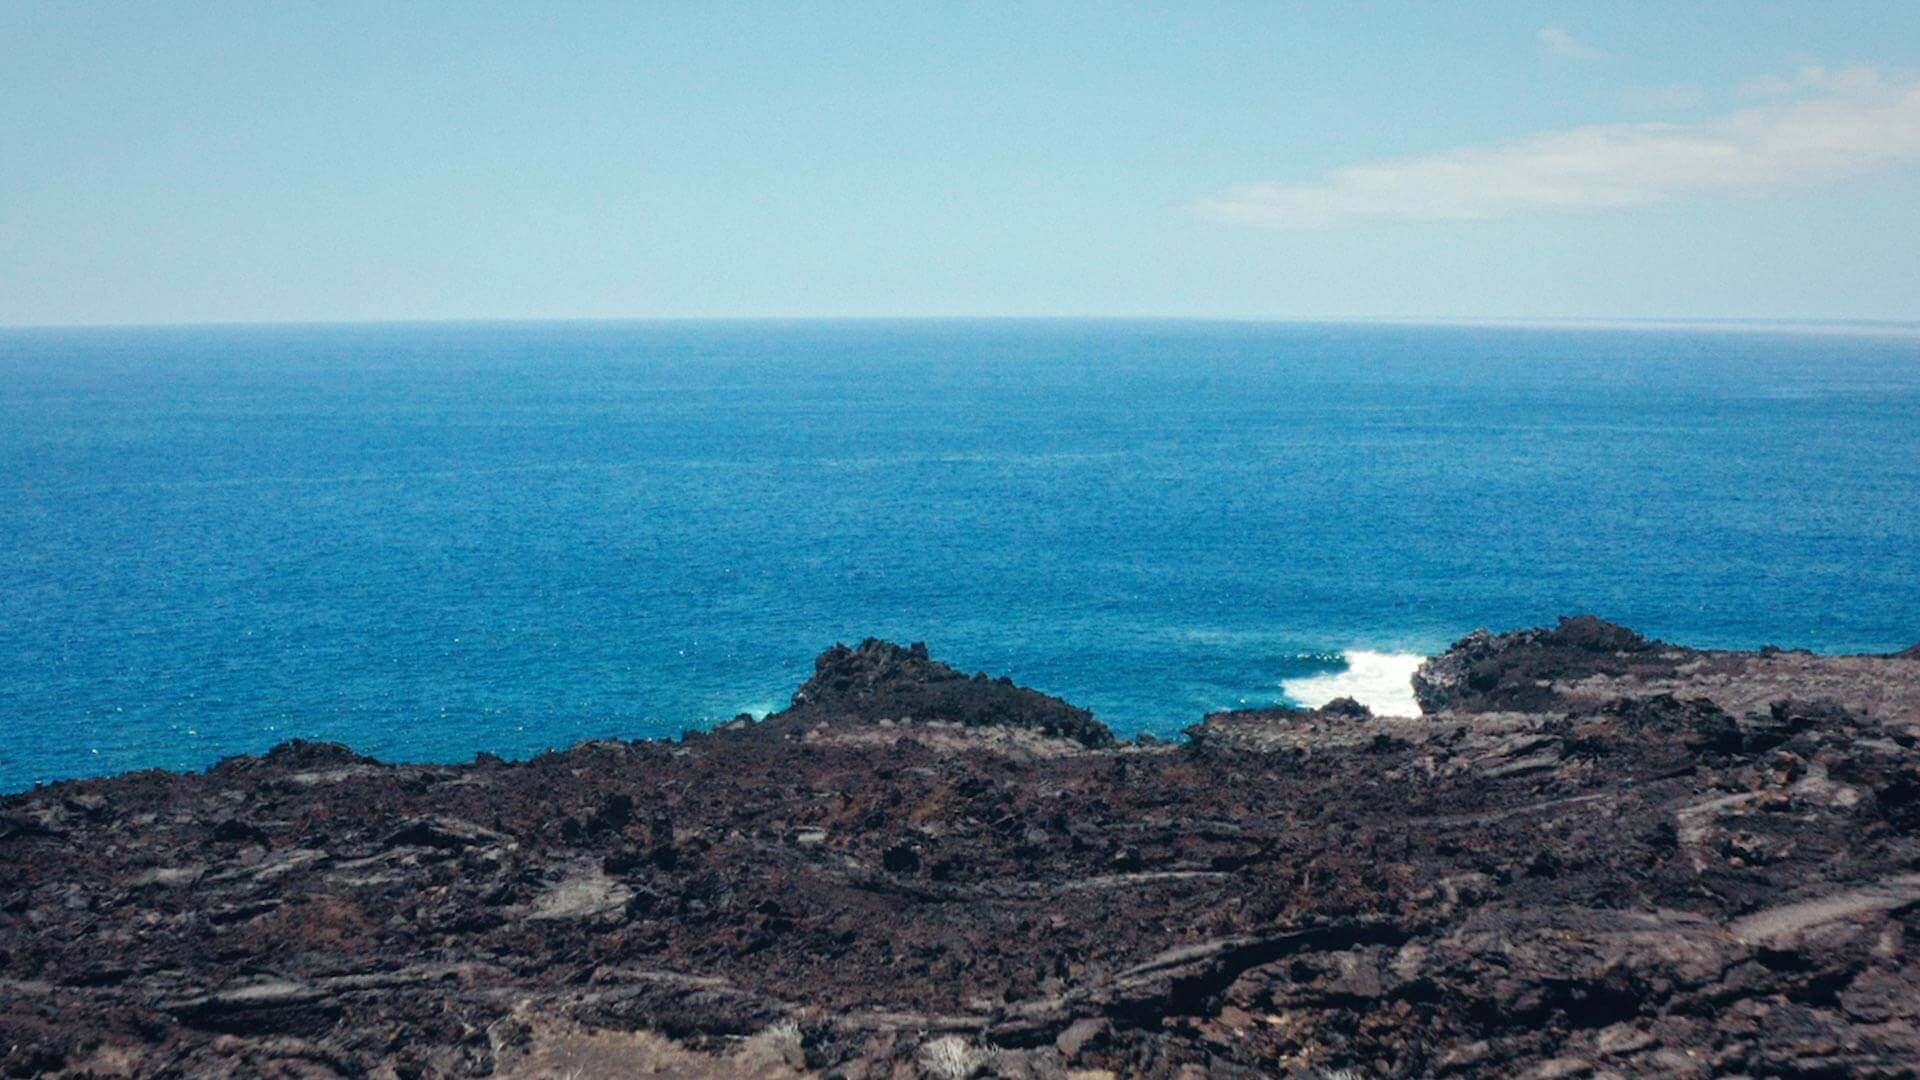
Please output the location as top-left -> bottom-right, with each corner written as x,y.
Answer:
780,638 -> 1113,750
4,618 -> 1920,1078
1408,616 -> 1658,715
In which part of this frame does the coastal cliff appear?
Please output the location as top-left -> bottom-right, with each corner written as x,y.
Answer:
5,619 -> 1920,1077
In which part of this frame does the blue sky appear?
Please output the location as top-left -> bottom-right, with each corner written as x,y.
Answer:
4,2 -> 1918,325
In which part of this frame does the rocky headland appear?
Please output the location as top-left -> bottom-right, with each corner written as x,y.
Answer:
5,618 -> 1920,1077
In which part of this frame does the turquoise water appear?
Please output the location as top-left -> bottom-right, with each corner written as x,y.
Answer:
3,319 -> 1918,791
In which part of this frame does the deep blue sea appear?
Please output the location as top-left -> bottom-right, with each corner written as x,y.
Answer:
4,320 -> 1919,792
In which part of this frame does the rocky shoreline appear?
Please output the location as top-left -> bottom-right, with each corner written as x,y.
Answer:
4,618 -> 1920,1077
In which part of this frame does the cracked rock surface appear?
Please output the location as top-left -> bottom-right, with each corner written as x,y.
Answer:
5,625 -> 1920,1077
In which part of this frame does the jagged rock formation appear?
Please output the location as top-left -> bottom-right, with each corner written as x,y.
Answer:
781,638 -> 1113,749
1408,615 -> 1658,714
4,620 -> 1920,1077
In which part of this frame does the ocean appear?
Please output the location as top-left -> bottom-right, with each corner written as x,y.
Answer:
3,319 -> 1918,792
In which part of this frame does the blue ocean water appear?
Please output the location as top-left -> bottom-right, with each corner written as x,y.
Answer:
3,319 -> 1918,792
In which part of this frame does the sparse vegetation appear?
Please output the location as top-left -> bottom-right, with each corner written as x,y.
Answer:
917,1035 -> 981,1079
736,1018 -> 806,1071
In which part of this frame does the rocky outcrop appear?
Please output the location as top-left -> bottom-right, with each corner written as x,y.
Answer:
1410,615 -> 1658,714
783,637 -> 1114,748
1414,614 -> 1920,725
4,626 -> 1920,1077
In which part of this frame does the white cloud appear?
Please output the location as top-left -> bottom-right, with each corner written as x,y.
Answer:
1539,27 -> 1603,60
1195,73 -> 1920,229
1738,63 -> 1889,99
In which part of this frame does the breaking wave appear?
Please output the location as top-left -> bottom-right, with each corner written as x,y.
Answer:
1279,650 -> 1426,718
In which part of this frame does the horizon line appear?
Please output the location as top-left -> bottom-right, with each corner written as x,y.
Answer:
6,313 -> 1920,338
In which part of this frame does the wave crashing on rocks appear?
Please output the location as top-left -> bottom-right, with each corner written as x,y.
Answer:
1280,649 -> 1425,717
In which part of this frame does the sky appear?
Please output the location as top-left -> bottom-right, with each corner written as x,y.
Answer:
4,2 -> 1919,326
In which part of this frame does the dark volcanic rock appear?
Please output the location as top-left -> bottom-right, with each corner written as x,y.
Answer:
214,738 -> 378,773
3,623 -> 1919,1077
784,637 -> 1115,748
1411,615 -> 1658,714
384,815 -> 510,850
1320,696 -> 1372,718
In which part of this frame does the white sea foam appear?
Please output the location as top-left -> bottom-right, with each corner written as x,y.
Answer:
1280,650 -> 1425,718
